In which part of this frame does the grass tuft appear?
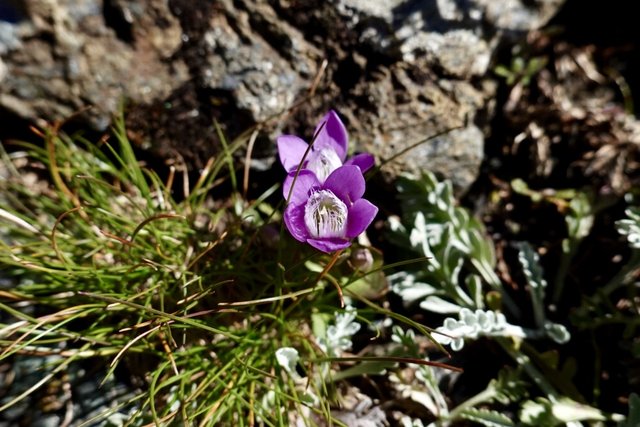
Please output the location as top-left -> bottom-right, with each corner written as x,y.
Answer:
0,115 -> 438,425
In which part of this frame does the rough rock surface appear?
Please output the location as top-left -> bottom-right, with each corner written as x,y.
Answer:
0,0 -> 565,192
0,0 -> 187,130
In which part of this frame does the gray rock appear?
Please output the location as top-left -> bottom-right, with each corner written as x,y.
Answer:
303,54 -> 486,192
336,0 -> 492,77
0,21 -> 22,54
322,0 -> 564,191
337,0 -> 563,38
0,353 -> 136,426
32,415 -> 61,427
0,0 -> 565,192
0,0 -> 187,130
400,29 -> 492,78
341,64 -> 487,192
414,124 -> 486,193
200,0 -> 318,123
475,0 -> 565,31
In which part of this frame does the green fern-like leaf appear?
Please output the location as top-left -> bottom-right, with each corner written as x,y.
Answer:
460,407 -> 514,426
492,367 -> 529,405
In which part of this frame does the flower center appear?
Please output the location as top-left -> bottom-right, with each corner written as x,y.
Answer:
306,148 -> 342,182
304,190 -> 348,239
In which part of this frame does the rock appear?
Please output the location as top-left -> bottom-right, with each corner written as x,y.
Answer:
313,0 -> 564,191
401,29 -> 492,78
0,353 -> 136,425
121,0 -> 322,170
0,0 -> 565,192
200,0 -> 318,123
476,0 -> 565,32
0,0 -> 187,130
31,415 -> 61,427
332,0 -> 563,71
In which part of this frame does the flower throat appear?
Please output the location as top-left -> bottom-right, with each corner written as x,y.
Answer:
304,190 -> 348,238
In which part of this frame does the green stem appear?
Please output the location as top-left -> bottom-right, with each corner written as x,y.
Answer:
601,251 -> 640,295
531,286 -> 546,330
498,338 -> 558,400
442,387 -> 497,425
552,238 -> 576,304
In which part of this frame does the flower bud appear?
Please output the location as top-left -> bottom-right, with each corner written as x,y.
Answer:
350,247 -> 374,271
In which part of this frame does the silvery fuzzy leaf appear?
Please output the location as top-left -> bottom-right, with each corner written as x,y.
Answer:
388,215 -> 407,235
475,310 -> 494,331
275,347 -> 300,377
451,227 -> 472,254
392,171 -> 518,312
415,364 -> 449,415
395,283 -> 439,304
420,296 -> 463,314
520,397 -> 614,425
616,207 -> 640,249
460,407 -> 515,426
469,225 -> 497,267
517,241 -> 549,328
460,308 -> 480,330
517,242 -> 547,289
494,312 -> 508,328
434,317 -> 474,350
491,367 -> 529,405
450,336 -> 466,351
443,242 -> 465,281
566,193 -> 593,241
434,309 -> 517,351
425,222 -> 447,247
335,308 -> 359,331
400,416 -> 425,427
466,274 -> 484,308
390,272 -> 439,304
544,322 -> 571,344
442,317 -> 461,330
321,306 -> 361,356
390,364 -> 449,418
433,333 -> 465,351
410,212 -> 428,248
390,326 -> 419,356
391,325 -> 415,342
436,181 -> 455,213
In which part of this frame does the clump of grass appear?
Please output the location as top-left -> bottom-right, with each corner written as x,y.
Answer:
0,116 -> 446,425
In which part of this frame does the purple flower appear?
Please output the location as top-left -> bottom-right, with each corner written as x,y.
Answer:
277,110 -> 374,182
283,165 -> 378,253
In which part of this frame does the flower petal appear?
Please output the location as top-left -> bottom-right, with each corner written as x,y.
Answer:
283,170 -> 319,205
313,111 -> 347,160
345,153 -> 375,173
345,198 -> 378,238
307,237 -> 351,253
324,165 -> 365,204
277,135 -> 309,171
284,203 -> 309,242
